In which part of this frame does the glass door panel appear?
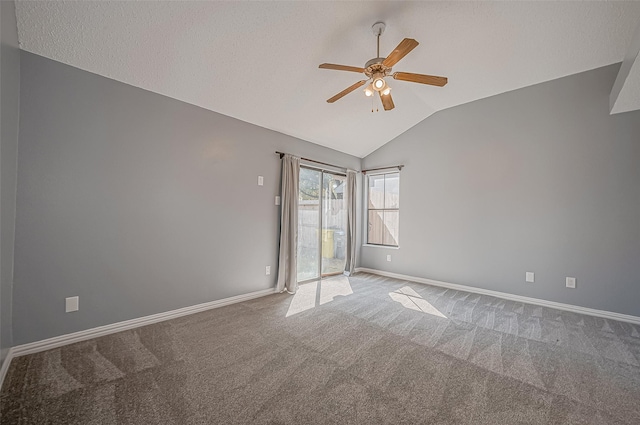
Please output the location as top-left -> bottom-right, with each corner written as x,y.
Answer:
297,167 -> 321,282
321,173 -> 347,276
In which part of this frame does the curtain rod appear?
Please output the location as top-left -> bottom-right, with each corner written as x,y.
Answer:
275,151 -> 353,173
361,165 -> 404,174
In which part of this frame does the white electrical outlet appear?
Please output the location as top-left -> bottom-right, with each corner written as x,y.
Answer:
526,272 -> 535,283
258,176 -> 264,186
566,277 -> 576,289
65,296 -> 79,313
275,196 -> 280,205
386,255 -> 391,262
266,266 -> 271,275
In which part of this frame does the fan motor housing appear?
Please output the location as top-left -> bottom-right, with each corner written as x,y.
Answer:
364,58 -> 392,79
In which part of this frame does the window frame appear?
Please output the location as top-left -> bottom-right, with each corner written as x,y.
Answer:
365,171 -> 400,247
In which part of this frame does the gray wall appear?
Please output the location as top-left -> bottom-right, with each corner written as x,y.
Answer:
0,0 -> 20,364
362,64 -> 640,317
13,51 -> 361,345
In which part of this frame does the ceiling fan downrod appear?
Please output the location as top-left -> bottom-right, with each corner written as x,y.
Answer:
372,22 -> 385,59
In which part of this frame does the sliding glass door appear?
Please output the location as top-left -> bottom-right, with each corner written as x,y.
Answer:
297,167 -> 347,283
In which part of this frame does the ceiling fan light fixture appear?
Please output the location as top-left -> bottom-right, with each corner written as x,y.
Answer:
364,84 -> 374,97
382,87 -> 391,96
373,77 -> 386,91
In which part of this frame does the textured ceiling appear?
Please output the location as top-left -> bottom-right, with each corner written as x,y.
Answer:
15,1 -> 640,158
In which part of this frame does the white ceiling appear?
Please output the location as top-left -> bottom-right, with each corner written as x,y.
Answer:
15,1 -> 640,158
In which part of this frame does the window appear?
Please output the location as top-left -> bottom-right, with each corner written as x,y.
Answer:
367,172 -> 399,246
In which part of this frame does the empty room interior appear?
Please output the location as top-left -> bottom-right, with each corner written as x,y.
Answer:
1,1 -> 640,424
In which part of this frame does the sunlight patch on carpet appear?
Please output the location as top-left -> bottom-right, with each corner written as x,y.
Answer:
286,276 -> 353,317
389,286 -> 447,318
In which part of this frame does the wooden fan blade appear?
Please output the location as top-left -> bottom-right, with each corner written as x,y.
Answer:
327,80 -> 368,103
379,91 -> 395,111
319,63 -> 365,73
382,38 -> 419,68
393,72 -> 448,87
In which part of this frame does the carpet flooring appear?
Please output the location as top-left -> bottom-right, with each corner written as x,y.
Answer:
2,272 -> 640,424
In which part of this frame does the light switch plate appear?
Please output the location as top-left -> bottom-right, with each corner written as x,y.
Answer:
386,255 -> 391,262
526,272 -> 535,283
566,277 -> 576,289
275,196 -> 280,205
65,296 -> 79,313
265,266 -> 271,275
258,176 -> 264,186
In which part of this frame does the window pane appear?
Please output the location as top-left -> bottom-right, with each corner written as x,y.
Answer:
367,172 -> 400,247
384,173 -> 400,209
322,173 -> 346,276
368,210 -> 384,245
383,211 -> 399,246
297,168 -> 321,281
368,174 -> 385,209
299,168 -> 320,201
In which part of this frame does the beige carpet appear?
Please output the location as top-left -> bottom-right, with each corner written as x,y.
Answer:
2,272 -> 640,424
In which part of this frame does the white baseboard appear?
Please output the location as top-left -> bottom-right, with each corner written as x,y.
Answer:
355,267 -> 640,325
0,286 -> 277,390
0,348 -> 15,391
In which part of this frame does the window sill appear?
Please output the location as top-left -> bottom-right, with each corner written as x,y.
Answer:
362,244 -> 400,250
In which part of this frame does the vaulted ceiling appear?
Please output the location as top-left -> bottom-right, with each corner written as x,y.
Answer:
15,1 -> 640,158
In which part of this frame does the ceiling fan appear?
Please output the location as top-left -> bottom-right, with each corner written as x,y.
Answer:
319,22 -> 448,111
